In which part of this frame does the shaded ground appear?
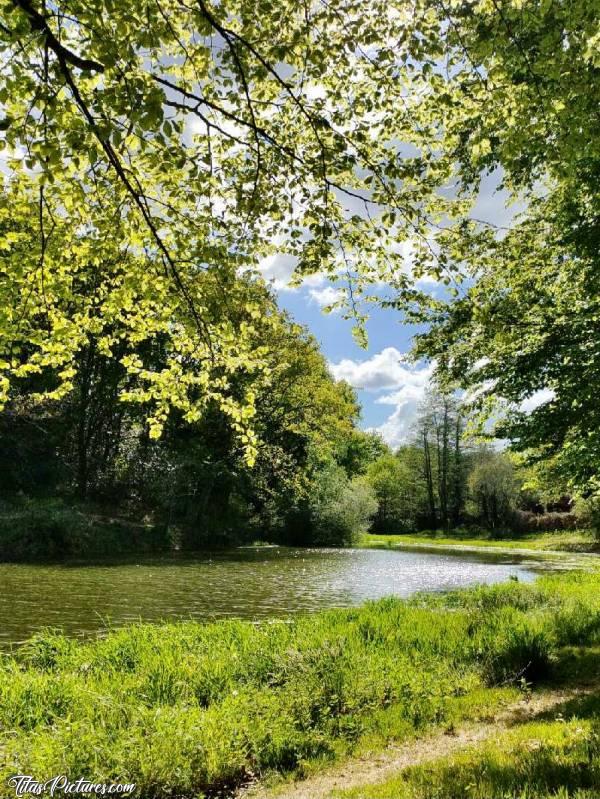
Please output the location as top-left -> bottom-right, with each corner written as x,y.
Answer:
241,681 -> 600,799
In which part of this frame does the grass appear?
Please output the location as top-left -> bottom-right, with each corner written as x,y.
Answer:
337,691 -> 600,799
360,530 -> 599,554
0,569 -> 599,797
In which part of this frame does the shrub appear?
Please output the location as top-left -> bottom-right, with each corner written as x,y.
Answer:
292,463 -> 378,546
0,498 -> 169,560
512,510 -> 580,534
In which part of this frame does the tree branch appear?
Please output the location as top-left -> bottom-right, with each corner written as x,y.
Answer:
11,0 -> 105,73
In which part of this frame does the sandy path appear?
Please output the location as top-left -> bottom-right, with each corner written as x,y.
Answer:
242,681 -> 599,799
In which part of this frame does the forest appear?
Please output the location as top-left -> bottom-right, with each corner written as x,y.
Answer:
0,307 -> 584,559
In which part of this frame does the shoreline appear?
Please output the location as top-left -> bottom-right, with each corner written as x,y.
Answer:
359,530 -> 599,558
1,567 -> 599,798
361,538 -> 599,561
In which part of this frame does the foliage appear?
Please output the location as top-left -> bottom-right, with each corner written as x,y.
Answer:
415,189 -> 600,503
512,510 -> 580,535
0,281 -> 370,551
0,190 -> 277,464
573,497 -> 600,540
468,450 -> 519,532
398,2 -> 600,500
1,570 -> 599,796
366,454 -> 421,533
336,430 -> 390,479
412,392 -> 467,529
0,0 -> 465,453
1,0 -> 597,545
289,460 -> 378,546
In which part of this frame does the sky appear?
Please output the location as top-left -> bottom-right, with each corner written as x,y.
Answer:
0,117 -> 519,451
264,171 -> 520,449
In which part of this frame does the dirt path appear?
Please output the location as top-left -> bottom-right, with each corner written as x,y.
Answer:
242,682 -> 599,799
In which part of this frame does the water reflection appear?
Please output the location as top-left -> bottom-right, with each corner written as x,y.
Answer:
0,545 -> 565,645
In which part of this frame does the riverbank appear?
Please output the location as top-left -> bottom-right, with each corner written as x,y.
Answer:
1,568 -> 599,797
249,676 -> 600,799
360,530 -> 599,555
0,498 -> 170,561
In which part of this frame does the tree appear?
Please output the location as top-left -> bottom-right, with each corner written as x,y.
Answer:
468,451 -> 519,533
366,454 -> 420,532
0,0 -> 457,450
335,430 -> 390,479
0,261 -> 368,548
400,2 -> 600,500
413,391 -> 467,529
0,188 -> 276,464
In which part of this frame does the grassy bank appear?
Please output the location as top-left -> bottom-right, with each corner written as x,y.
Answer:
1,570 -> 600,797
337,659 -> 600,799
360,530 -> 599,554
0,498 -> 170,561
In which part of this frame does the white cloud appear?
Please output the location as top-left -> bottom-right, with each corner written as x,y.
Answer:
373,380 -> 434,449
309,285 -> 344,309
258,252 -> 299,289
329,348 -> 434,448
519,388 -> 555,414
372,399 -> 423,449
258,251 -> 331,292
329,347 -> 432,392
375,382 -> 432,405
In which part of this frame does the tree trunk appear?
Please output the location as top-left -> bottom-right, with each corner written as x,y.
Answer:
423,429 -> 436,526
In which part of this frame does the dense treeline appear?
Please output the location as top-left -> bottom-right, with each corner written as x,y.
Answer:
0,323 -> 582,559
364,392 -> 581,538
0,275 -> 386,557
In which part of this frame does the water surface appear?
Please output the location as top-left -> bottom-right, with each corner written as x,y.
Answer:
0,545 -> 564,645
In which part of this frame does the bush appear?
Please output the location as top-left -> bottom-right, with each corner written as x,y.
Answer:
0,498 -> 169,561
290,463 -> 378,546
573,496 -> 600,539
512,510 -> 580,534
310,476 -> 377,546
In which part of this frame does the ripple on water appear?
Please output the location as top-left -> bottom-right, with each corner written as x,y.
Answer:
0,545 -> 569,645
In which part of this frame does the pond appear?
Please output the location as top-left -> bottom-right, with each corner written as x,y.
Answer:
0,545 -> 571,646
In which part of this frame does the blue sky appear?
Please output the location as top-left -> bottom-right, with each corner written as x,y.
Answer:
265,171 -> 519,448
278,284 -> 432,446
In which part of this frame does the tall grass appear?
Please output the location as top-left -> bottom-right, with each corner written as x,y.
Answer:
339,694 -> 600,799
0,571 -> 599,797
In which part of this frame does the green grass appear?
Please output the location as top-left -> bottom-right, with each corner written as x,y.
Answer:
360,530 -> 599,553
1,570 -> 599,798
337,692 -> 600,799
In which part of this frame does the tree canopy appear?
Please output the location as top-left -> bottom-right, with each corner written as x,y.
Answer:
0,0 -> 455,458
1,0 -> 599,493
